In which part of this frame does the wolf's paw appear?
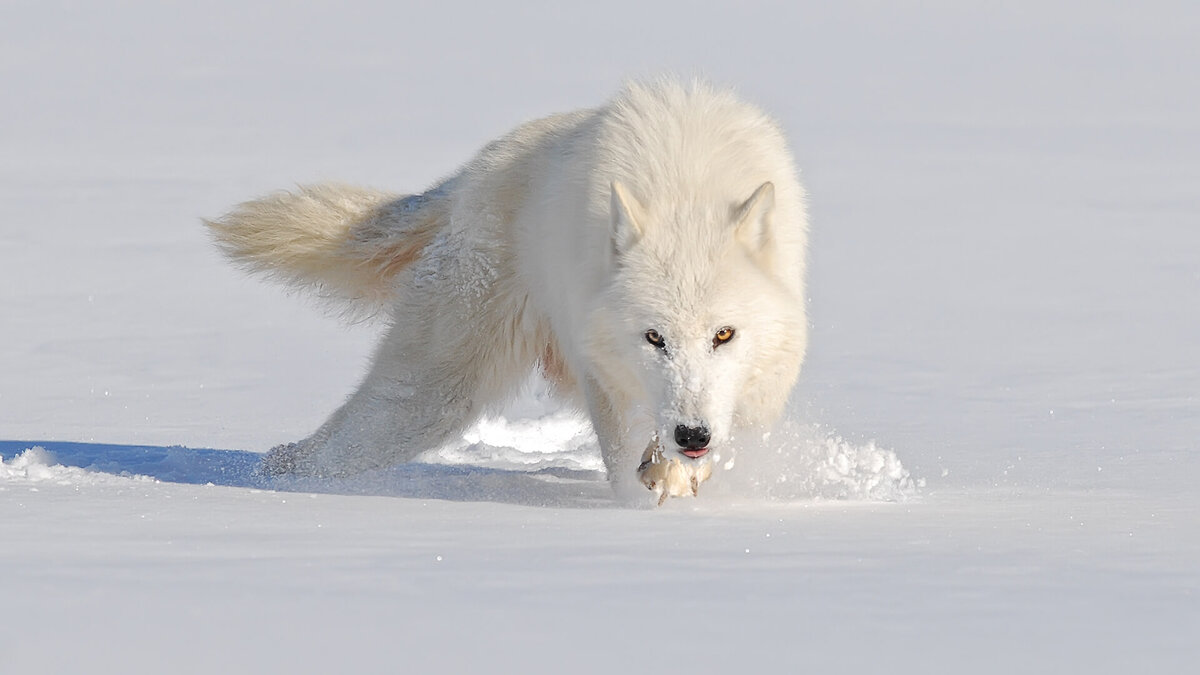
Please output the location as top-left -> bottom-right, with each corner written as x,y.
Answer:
638,441 -> 713,506
257,442 -> 310,477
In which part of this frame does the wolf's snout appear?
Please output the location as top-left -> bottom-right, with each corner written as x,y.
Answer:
674,424 -> 711,458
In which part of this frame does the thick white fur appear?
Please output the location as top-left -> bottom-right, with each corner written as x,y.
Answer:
208,78 -> 808,502
206,183 -> 450,317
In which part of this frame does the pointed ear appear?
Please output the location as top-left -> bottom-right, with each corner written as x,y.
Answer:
734,181 -> 775,251
611,180 -> 644,256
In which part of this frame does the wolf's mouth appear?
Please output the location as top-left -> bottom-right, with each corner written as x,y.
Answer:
679,447 -> 709,459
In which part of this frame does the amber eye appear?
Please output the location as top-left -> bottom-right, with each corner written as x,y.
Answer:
645,329 -> 666,350
713,327 -> 736,348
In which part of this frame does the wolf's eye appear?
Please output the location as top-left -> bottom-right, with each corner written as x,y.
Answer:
645,329 -> 666,350
713,326 -> 736,348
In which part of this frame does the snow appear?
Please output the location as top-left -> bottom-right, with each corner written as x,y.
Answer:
2,1 -> 1198,673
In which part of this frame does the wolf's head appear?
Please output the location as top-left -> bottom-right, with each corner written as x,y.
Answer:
587,181 -> 807,462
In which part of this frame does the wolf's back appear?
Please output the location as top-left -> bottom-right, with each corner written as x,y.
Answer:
205,183 -> 449,313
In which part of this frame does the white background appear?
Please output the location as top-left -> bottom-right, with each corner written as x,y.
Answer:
2,1 -> 1197,673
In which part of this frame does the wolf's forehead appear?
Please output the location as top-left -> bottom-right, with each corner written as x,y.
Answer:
629,254 -> 724,316
640,208 -> 731,254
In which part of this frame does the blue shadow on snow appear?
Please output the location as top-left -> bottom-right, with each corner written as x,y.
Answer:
0,440 -> 612,508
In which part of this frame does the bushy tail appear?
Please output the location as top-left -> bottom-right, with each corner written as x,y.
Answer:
205,183 -> 449,316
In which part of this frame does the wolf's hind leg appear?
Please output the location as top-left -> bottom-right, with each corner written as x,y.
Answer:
263,272 -> 533,477
261,349 -> 478,476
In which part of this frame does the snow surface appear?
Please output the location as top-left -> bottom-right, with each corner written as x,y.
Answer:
2,1 -> 1198,673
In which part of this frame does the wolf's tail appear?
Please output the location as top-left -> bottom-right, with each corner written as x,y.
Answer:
205,183 -> 450,316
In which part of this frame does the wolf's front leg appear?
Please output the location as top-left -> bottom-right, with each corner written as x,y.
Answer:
583,378 -> 659,506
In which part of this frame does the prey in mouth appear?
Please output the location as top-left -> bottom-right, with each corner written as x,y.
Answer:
637,435 -> 714,506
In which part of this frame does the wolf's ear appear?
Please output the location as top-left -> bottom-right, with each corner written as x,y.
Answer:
734,181 -> 775,252
611,180 -> 645,256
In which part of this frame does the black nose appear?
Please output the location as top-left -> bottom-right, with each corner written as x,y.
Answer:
674,424 -> 711,450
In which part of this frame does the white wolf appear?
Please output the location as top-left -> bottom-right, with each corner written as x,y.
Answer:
207,78 -> 808,501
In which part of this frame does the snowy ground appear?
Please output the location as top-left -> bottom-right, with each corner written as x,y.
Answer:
2,2 -> 1198,673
